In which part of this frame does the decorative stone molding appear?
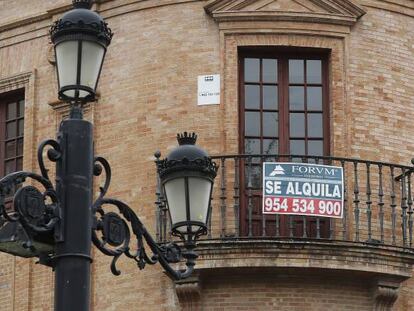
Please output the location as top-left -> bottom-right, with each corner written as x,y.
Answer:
175,275 -> 201,311
205,0 -> 366,27
48,90 -> 98,123
373,280 -> 400,311
48,99 -> 95,128
48,100 -> 92,114
218,33 -> 348,155
47,44 -> 56,65
0,0 -> 199,34
0,72 -> 32,94
360,0 -> 414,18
0,5 -> 71,33
0,71 -> 37,190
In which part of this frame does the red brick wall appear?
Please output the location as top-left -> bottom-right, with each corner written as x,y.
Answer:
201,270 -> 372,311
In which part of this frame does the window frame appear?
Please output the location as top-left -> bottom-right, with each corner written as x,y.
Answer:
238,47 -> 330,157
0,89 -> 25,177
238,47 -> 331,237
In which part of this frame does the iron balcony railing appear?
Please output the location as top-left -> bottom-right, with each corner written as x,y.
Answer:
155,154 -> 414,249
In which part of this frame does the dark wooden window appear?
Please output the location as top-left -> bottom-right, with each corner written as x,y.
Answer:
0,91 -> 25,177
239,49 -> 330,237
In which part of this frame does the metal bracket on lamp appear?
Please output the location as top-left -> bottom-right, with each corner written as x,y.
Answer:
91,152 -> 209,280
0,139 -> 62,261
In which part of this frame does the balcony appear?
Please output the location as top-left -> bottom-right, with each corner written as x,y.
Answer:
155,154 -> 414,297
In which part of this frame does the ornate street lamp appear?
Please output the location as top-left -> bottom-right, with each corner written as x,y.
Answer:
159,132 -> 217,241
0,1 -> 217,311
50,0 -> 112,103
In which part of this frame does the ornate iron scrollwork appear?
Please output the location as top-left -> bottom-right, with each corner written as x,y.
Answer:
0,139 -> 61,256
15,186 -> 47,227
0,134 -> 203,280
92,156 -> 192,280
102,212 -> 127,247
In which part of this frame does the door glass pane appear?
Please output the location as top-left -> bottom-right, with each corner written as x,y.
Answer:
245,112 -> 260,136
289,86 -> 304,110
290,113 -> 305,137
6,121 -> 16,139
7,102 -> 16,120
289,60 -> 304,83
308,114 -> 323,138
307,60 -> 322,84
245,58 -> 260,82
245,85 -> 260,109
263,59 -> 277,83
308,87 -> 322,110
290,140 -> 305,155
263,112 -> 278,137
240,55 -> 327,237
245,165 -> 261,189
308,140 -> 324,156
263,139 -> 278,155
245,139 -> 260,155
263,86 -> 278,110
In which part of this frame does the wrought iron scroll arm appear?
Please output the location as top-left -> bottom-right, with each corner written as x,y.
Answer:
92,156 -> 195,280
37,139 -> 61,180
93,156 -> 111,206
0,138 -> 62,259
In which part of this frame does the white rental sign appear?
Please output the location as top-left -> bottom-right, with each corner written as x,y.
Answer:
263,162 -> 344,218
197,74 -> 220,105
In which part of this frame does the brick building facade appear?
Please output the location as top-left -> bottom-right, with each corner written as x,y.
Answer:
0,0 -> 413,310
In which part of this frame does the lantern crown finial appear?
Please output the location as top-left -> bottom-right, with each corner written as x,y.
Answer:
177,132 -> 197,146
73,0 -> 92,9
159,132 -> 217,180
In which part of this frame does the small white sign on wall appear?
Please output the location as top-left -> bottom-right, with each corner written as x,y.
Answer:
197,74 -> 220,105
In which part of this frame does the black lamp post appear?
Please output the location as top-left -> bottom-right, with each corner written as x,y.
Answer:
0,1 -> 217,311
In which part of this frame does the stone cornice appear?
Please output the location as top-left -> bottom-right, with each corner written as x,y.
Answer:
0,0 -> 202,48
205,0 -> 366,15
205,0 -> 366,26
194,239 -> 414,279
206,11 -> 360,25
360,0 -> 414,17
1,0 -> 413,37
1,0 -> 412,45
0,5 -> 72,33
0,71 -> 33,93
0,0 -> 201,34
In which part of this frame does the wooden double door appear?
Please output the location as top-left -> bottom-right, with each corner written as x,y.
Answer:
239,48 -> 330,238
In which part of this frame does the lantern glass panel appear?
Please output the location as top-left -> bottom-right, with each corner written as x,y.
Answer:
56,41 -> 78,98
80,41 -> 105,97
164,178 -> 187,227
188,177 -> 211,225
